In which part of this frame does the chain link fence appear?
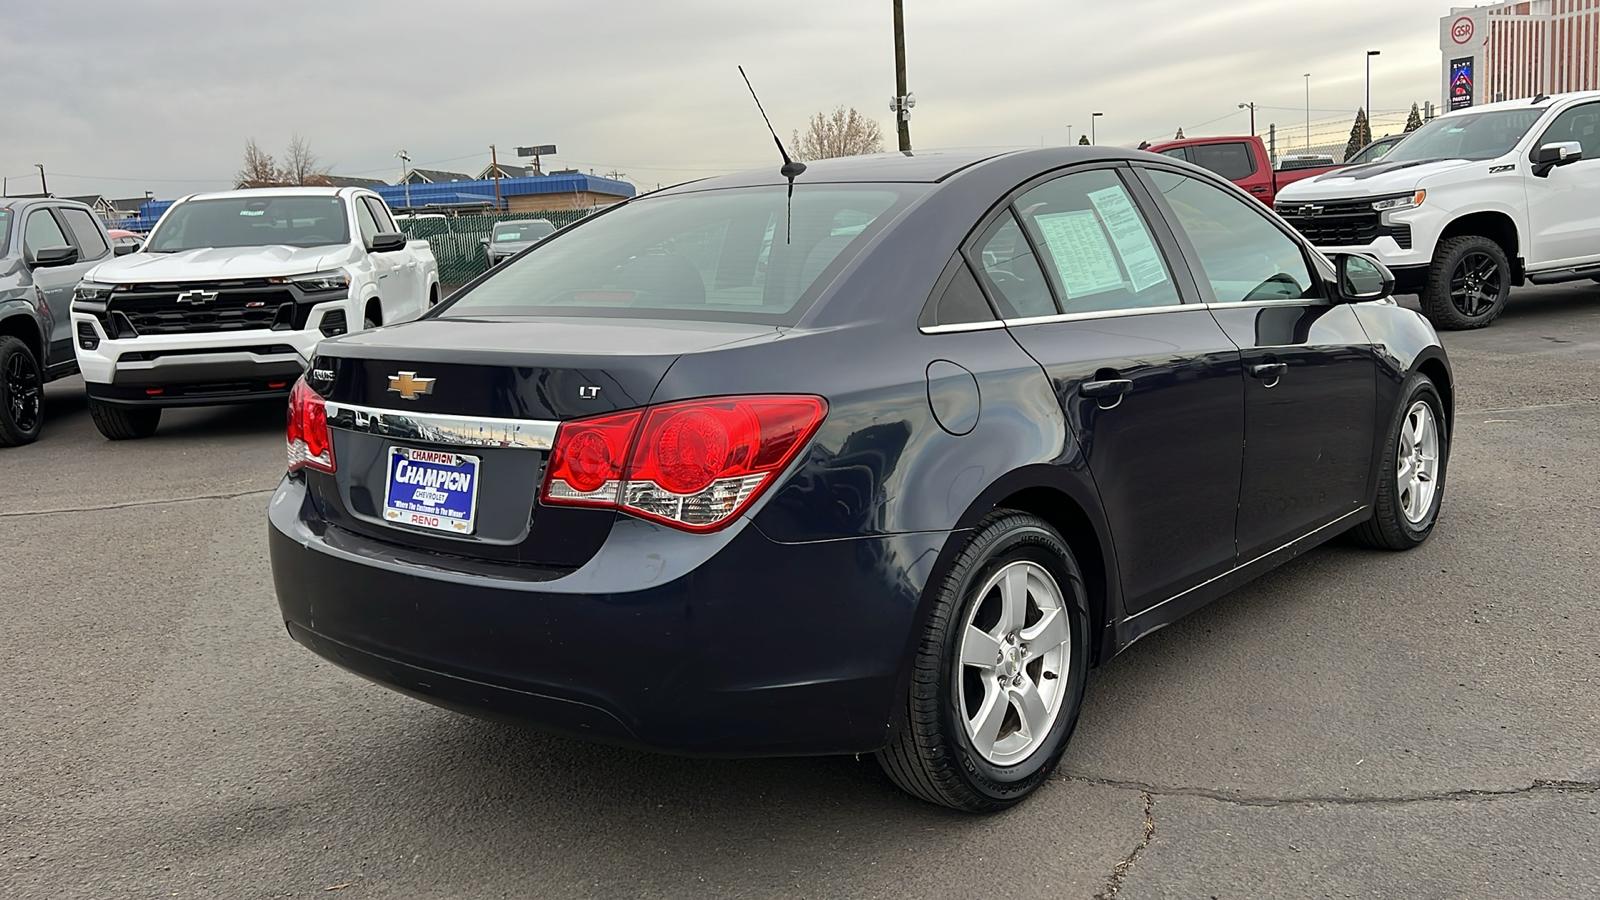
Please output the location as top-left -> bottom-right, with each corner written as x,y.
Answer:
398,209 -> 595,290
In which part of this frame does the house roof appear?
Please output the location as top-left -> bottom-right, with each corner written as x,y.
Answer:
401,168 -> 473,184
110,197 -> 150,213
477,164 -> 532,180
66,194 -> 109,207
325,174 -> 389,188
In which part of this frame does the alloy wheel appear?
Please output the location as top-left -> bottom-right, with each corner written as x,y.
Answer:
956,560 -> 1073,766
1397,400 -> 1440,524
4,349 -> 41,434
1449,251 -> 1502,318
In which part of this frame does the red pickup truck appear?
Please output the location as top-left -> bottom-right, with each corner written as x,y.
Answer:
1144,135 -> 1342,206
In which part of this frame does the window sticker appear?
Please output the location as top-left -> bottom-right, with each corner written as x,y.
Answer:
1087,186 -> 1170,293
1032,210 -> 1123,298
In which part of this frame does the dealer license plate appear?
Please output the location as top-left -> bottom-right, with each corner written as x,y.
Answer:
382,447 -> 481,535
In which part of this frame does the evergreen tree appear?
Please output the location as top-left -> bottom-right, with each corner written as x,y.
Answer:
1344,108 -> 1371,160
1404,103 -> 1424,132
1174,127 -> 1185,139
1078,135 -> 1091,145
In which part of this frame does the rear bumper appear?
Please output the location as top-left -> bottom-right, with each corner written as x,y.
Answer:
268,475 -> 948,756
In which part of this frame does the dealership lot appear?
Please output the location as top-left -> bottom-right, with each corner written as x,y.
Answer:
2,283 -> 1597,898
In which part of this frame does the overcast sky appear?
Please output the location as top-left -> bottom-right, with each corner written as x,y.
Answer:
2,0 -> 1456,201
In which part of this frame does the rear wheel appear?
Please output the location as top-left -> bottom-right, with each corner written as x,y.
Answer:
0,336 -> 43,446
877,512 -> 1089,812
1422,235 -> 1510,330
89,399 -> 161,440
1352,374 -> 1448,550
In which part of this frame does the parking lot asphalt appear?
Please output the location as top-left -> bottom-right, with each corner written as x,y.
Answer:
3,282 -> 1597,899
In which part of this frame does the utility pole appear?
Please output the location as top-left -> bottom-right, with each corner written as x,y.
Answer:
1238,102 -> 1256,136
1268,123 -> 1276,160
892,0 -> 911,152
35,164 -> 47,196
1304,74 -> 1312,151
1066,124 -> 1073,145
396,150 -> 411,210
490,144 -> 502,210
1091,111 -> 1104,145
1365,50 -> 1381,145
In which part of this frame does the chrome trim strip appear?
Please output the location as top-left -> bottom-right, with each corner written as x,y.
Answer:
1125,505 -> 1369,625
919,320 -> 1008,334
324,401 -> 559,450
921,298 -> 1334,333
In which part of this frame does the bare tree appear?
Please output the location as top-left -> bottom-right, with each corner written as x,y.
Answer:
283,133 -> 330,186
236,138 -> 282,189
789,107 -> 884,161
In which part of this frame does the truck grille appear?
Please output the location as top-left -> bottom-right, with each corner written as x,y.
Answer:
1275,196 -> 1411,250
108,280 -> 296,335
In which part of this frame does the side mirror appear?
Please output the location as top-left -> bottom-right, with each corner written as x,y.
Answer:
369,231 -> 407,253
479,236 -> 491,245
113,242 -> 139,256
1333,253 -> 1394,302
1532,141 -> 1583,177
30,246 -> 79,268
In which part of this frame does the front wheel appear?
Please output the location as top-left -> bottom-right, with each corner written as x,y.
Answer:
1422,235 -> 1510,330
876,512 -> 1090,812
89,399 -> 161,441
0,336 -> 44,446
1352,374 -> 1448,550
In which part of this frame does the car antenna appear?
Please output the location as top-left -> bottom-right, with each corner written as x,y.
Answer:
738,65 -> 805,243
1531,92 -> 1549,104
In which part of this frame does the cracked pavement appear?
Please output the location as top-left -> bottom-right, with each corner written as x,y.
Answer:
2,282 -> 1597,898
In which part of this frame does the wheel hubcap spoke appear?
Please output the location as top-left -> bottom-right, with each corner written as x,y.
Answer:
960,626 -> 1002,670
1396,400 -> 1439,524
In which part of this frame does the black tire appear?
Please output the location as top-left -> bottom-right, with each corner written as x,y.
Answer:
89,399 -> 161,441
364,301 -> 382,330
0,335 -> 44,446
1352,374 -> 1448,550
1422,235 -> 1510,330
876,512 -> 1090,812
428,285 -> 441,308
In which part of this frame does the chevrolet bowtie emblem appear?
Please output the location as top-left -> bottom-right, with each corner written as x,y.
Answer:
175,289 -> 218,305
387,371 -> 436,401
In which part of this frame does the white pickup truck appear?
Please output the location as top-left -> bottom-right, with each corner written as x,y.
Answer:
72,187 -> 439,439
1275,90 -> 1600,329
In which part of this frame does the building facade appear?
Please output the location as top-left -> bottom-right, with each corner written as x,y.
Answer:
1442,1 -> 1600,109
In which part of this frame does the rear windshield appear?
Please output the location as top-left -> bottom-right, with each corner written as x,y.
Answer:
146,196 -> 349,251
1383,109 -> 1544,162
493,222 -> 552,242
442,185 -> 914,325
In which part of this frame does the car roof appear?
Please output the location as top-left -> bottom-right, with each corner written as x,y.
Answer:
1442,89 -> 1600,117
655,146 -> 1159,194
180,186 -> 351,203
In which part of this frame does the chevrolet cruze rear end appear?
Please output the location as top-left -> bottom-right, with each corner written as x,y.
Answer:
271,148 -> 1453,811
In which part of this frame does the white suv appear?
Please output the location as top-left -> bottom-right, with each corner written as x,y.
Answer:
72,188 -> 440,439
1275,90 -> 1600,329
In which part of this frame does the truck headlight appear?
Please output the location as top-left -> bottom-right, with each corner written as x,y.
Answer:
276,270 -> 350,292
73,281 -> 117,303
1372,190 -> 1426,212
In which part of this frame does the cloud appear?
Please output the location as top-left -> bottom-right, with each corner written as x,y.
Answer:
0,0 -> 1451,200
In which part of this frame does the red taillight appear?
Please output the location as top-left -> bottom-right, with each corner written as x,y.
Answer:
286,377 -> 336,474
541,395 -> 827,532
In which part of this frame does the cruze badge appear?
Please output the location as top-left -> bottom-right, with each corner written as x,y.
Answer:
387,371 -> 436,400
1297,204 -> 1325,218
579,386 -> 602,399
175,289 -> 218,305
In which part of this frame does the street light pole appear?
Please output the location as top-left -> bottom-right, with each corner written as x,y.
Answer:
395,150 -> 411,210
1066,124 -> 1073,146
1365,50 -> 1381,144
1091,111 -> 1104,145
892,0 -> 911,152
1303,73 -> 1311,151
1238,102 -> 1256,136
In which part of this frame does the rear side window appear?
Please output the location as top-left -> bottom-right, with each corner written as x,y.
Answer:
59,208 -> 110,261
1190,142 -> 1257,181
1147,169 -> 1319,304
1158,147 -> 1189,162
1012,169 -> 1180,313
445,185 -> 912,325
970,214 -> 1057,318
920,255 -> 995,328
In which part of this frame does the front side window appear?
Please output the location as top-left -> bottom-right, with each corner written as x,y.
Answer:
1147,169 -> 1319,304
23,210 -> 71,260
445,186 -> 911,324
0,209 -> 11,257
1190,142 -> 1257,181
59,208 -> 110,260
363,196 -> 398,234
1013,169 -> 1181,314
970,214 -> 1057,318
1535,102 -> 1600,160
147,196 -> 350,252
354,199 -> 381,247
1383,109 -> 1544,162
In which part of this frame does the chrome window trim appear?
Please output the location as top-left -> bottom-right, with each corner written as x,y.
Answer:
919,320 -> 1008,334
918,296 -> 1333,333
324,401 -> 559,450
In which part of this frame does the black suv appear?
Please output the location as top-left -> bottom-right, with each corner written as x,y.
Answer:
0,198 -> 124,445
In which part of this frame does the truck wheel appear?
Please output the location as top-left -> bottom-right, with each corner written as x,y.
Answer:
89,399 -> 161,440
1423,235 -> 1510,330
428,285 -> 441,308
0,336 -> 44,446
364,301 -> 382,330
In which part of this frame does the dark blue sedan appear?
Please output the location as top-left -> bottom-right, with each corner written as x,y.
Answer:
270,147 -> 1452,811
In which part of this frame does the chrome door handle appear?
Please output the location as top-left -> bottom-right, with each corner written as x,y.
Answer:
1248,362 -> 1287,380
1079,379 -> 1133,398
